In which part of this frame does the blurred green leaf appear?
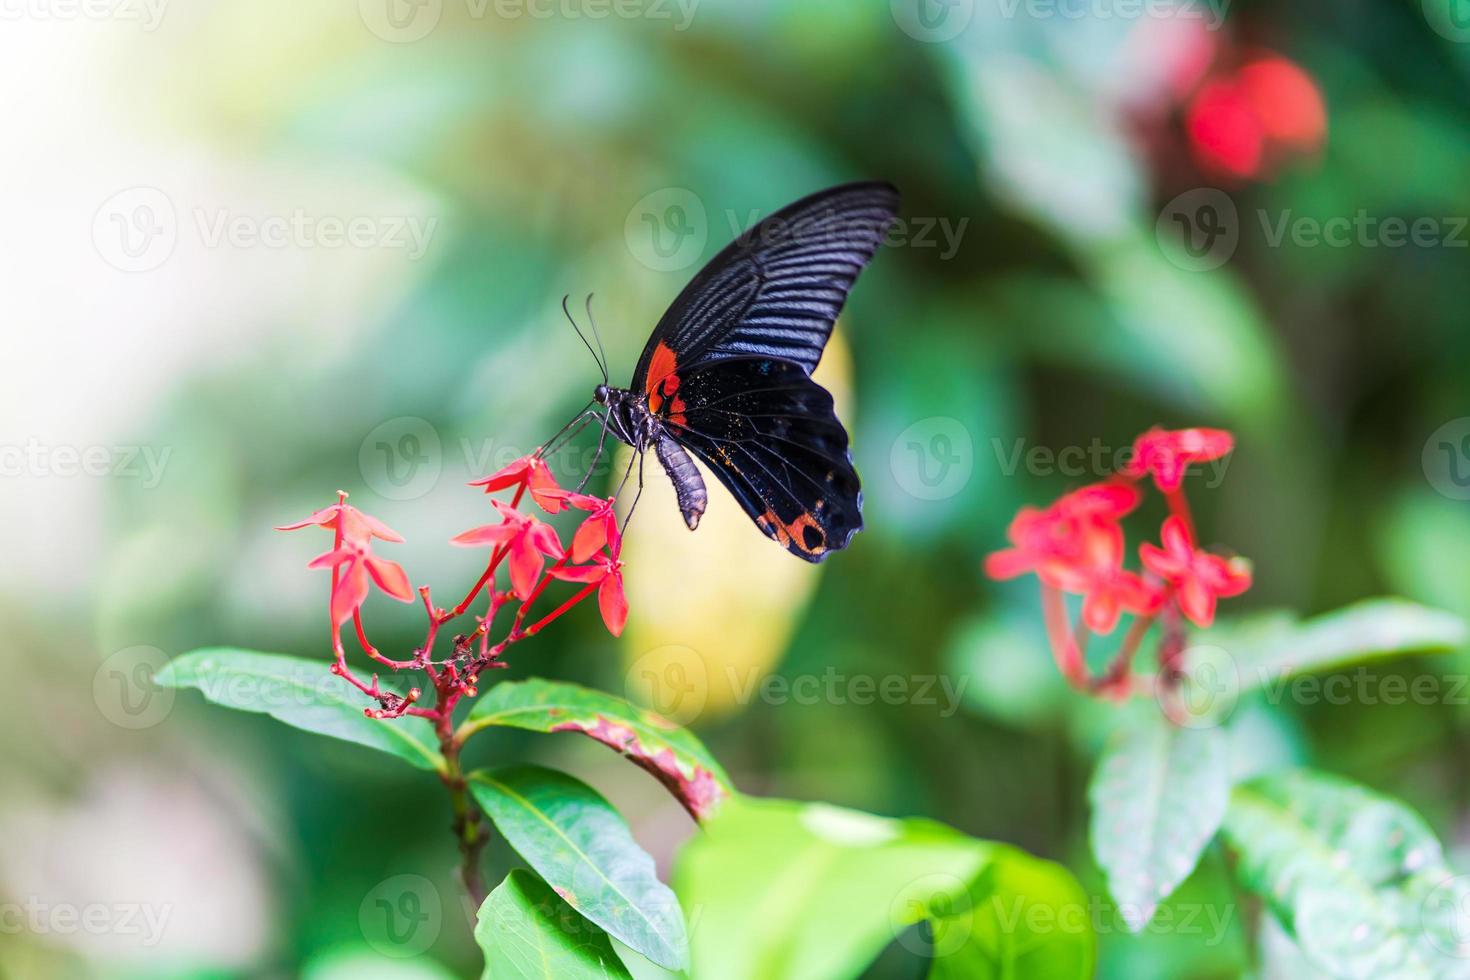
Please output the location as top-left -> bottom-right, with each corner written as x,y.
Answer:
302,946 -> 462,980
475,869 -> 634,980
463,678 -> 732,821
1376,492 -> 1470,616
469,766 -> 687,971
1200,599 -> 1467,695
1089,712 -> 1230,931
673,795 -> 990,980
928,845 -> 1095,980
1221,769 -> 1468,977
155,648 -> 444,772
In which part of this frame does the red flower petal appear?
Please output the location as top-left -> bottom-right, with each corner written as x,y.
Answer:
353,509 -> 405,544
450,522 -> 517,548
598,571 -> 628,637
508,538 -> 545,600
307,547 -> 355,569
571,516 -> 608,564
551,563 -> 609,584
330,560 -> 370,626
1083,589 -> 1123,634
983,547 -> 1034,580
1177,577 -> 1217,628
275,504 -> 341,532
1160,516 -> 1194,558
469,456 -> 539,492
526,520 -> 565,559
365,556 -> 415,603
1058,481 -> 1142,520
539,489 -> 607,513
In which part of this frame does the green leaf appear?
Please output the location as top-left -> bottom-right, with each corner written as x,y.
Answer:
154,648 -> 444,773
464,678 -> 732,821
928,845 -> 1095,980
469,767 -> 687,971
1221,769 -> 1470,977
475,870 -> 634,980
674,795 -> 990,980
1202,599 -> 1466,695
1088,712 -> 1230,931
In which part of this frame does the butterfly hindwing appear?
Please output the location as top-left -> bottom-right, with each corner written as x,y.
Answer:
634,181 -> 899,388
666,357 -> 862,562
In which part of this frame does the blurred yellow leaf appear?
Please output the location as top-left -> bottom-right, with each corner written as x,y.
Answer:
617,331 -> 856,726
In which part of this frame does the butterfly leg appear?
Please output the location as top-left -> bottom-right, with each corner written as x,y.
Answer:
574,411 -> 612,494
620,447 -> 648,532
536,406 -> 600,462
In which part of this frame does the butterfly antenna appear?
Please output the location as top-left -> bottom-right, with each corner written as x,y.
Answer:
585,293 -> 609,385
562,294 -> 606,382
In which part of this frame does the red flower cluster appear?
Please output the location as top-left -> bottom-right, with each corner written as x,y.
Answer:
277,454 -> 627,720
985,427 -> 1251,699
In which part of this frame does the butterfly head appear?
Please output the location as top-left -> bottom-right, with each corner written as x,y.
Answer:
593,383 -> 610,406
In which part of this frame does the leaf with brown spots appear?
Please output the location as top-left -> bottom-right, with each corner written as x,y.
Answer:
464,678 -> 732,821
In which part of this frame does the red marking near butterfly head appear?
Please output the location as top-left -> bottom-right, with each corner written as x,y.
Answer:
645,340 -> 687,426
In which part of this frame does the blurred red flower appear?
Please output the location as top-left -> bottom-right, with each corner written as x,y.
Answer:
1124,427 -> 1234,493
1140,516 -> 1252,628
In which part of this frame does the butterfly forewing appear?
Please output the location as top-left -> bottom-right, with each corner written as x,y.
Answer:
634,181 -> 899,386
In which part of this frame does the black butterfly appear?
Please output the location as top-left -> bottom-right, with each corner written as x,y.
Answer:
564,181 -> 899,562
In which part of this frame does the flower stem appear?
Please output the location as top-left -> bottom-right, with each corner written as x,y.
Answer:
440,731 -> 487,908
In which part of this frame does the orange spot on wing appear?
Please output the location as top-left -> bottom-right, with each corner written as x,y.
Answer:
757,508 -> 828,556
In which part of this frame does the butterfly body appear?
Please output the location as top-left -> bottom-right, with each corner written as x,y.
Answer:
597,181 -> 899,562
